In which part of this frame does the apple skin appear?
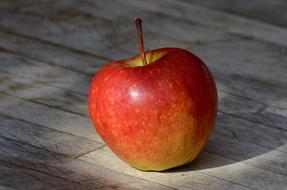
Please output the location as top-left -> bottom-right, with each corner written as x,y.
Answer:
89,48 -> 217,171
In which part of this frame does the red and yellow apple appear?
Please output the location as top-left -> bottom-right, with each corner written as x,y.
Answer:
89,19 -> 217,171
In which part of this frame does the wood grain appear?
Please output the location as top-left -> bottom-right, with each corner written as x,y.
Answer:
0,114 -> 103,157
0,93 -> 102,143
0,0 -> 286,86
178,0 -> 287,28
81,146 -> 287,190
0,1 -> 286,87
0,1 -> 286,107
1,48 -> 286,146
0,137 -> 173,190
1,89 -> 286,188
0,0 -> 286,189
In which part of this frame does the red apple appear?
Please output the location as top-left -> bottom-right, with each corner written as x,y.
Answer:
89,19 -> 217,171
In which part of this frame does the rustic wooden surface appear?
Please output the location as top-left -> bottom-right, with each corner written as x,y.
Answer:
0,0 -> 286,189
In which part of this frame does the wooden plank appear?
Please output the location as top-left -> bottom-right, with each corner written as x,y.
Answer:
4,79 -> 285,177
0,38 -> 286,152
2,71 -> 286,152
261,106 -> 287,130
1,2 -> 287,88
1,48 -> 286,151
0,1 -> 53,13
1,53 -> 287,151
128,0 -> 287,47
0,163 -> 80,190
76,122 -> 287,178
0,77 -> 89,117
218,91 -> 287,131
178,0 -> 287,28
0,137 -> 172,190
1,32 -> 287,113
0,30 -> 109,75
0,52 -> 91,95
1,49 -> 286,134
205,133 -> 287,176
0,114 -> 103,157
1,36 -> 286,133
0,1 -> 285,189
0,186 -> 14,190
0,0 -> 286,187
81,145 -> 287,190
81,149 -> 251,190
0,31 -> 286,130
74,0 -> 287,88
0,93 -> 102,143
2,72 -> 287,173
215,74 -> 287,110
2,63 -> 287,177
58,0 -> 287,48
1,78 -> 286,187
0,4 -> 287,108
2,0 -> 287,88
215,113 -> 287,150
1,75 -> 286,187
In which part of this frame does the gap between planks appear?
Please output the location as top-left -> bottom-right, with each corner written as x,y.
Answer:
1,88 -> 287,179
0,136 -> 174,190
0,37 -> 287,150
0,31 -> 286,111
0,43 -> 286,132
0,125 -> 255,190
0,3 -> 287,88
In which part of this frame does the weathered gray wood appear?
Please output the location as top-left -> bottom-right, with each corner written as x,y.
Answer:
2,76 -> 287,175
0,30 -> 285,111
81,145 -> 287,190
2,0 -> 287,46
216,113 -> 287,150
1,72 -> 284,187
178,0 -> 287,28
215,74 -> 287,110
260,106 -> 287,130
1,80 -> 286,187
82,150 -> 251,190
76,0 -> 287,89
129,0 -> 287,47
0,30 -> 109,75
218,91 -> 287,130
0,137 -> 172,190
2,64 -> 287,177
1,1 -> 287,88
1,49 -> 286,148
0,33 -> 286,133
1,1 -> 287,109
0,52 -> 91,95
0,4 -> 286,180
2,75 -> 286,153
0,114 -> 103,157
1,45 -> 286,158
1,30 -> 287,127
0,77 -> 89,117
0,163 -> 80,190
2,49 -> 286,136
0,93 -> 102,143
0,1 -> 286,189
0,186 -> 13,190
205,133 -> 287,176
2,33 -> 287,114
1,33 -> 287,132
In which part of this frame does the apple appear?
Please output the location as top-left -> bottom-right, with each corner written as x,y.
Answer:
89,18 -> 217,171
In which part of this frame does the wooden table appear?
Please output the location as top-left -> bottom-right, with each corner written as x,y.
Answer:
0,0 -> 286,189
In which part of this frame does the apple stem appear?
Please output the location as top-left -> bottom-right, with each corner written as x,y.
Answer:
135,18 -> 147,66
